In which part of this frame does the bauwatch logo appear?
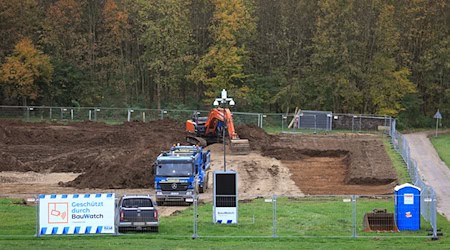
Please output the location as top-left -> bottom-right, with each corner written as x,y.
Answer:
48,202 -> 68,224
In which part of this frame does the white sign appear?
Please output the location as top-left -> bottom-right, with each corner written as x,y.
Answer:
433,110 -> 442,119
215,207 -> 237,224
39,193 -> 115,235
404,193 -> 414,205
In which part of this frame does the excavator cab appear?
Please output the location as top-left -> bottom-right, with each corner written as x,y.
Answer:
186,108 -> 250,155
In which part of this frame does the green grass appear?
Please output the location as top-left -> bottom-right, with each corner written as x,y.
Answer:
383,138 -> 410,184
431,133 -> 450,169
1,196 -> 449,249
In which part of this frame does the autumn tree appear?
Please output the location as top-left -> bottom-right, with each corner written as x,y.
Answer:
0,0 -> 42,60
189,0 -> 255,105
364,2 -> 416,116
97,0 -> 132,106
0,38 -> 53,105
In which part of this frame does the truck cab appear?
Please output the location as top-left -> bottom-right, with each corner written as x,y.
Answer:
154,145 -> 211,205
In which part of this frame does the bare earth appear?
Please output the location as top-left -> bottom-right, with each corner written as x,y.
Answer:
403,132 -> 450,221
0,121 -> 398,216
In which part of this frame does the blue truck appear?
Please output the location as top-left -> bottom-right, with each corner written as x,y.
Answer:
154,145 -> 211,205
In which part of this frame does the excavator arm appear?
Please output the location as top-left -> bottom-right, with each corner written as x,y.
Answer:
204,108 -> 239,139
186,108 -> 250,154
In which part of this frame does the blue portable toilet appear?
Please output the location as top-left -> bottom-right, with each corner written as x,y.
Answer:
394,183 -> 421,230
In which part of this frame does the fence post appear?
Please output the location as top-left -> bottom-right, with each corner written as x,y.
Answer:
352,195 -> 357,238
26,106 -> 30,121
35,194 -> 40,237
272,195 -> 277,238
192,194 -> 198,239
160,110 -> 167,120
114,196 -> 120,236
352,116 -> 355,132
431,193 -> 439,240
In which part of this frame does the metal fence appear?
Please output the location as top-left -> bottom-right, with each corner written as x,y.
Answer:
194,194 -> 433,238
0,194 -> 436,239
390,119 -> 439,239
0,106 -> 393,135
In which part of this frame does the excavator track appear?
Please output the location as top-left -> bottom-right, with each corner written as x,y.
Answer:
186,135 -> 207,147
230,139 -> 250,155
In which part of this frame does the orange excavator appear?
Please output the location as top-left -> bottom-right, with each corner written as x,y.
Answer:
186,108 -> 250,155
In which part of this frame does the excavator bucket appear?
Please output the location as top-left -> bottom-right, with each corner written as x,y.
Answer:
230,139 -> 250,155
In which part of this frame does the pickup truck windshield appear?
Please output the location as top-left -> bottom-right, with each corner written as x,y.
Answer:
121,198 -> 153,208
156,162 -> 193,177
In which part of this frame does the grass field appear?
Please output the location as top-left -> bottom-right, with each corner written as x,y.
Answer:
1,195 -> 449,250
383,138 -> 410,184
431,133 -> 450,169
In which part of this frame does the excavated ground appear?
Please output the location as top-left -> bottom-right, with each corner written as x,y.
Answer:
0,120 -> 397,199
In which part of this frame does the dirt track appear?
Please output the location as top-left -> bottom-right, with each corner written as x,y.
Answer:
0,120 -> 398,215
404,132 -> 450,221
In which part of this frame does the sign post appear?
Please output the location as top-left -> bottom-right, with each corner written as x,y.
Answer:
433,110 -> 442,137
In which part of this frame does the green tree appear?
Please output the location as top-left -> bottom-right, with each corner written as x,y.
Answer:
138,0 -> 194,109
395,0 -> 449,122
308,0 -> 362,113
189,0 -> 255,105
41,0 -> 96,106
365,3 -> 416,116
0,38 -> 53,105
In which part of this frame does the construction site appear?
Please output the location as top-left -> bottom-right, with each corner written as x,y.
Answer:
0,119 -> 397,202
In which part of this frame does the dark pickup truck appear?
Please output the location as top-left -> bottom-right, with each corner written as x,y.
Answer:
118,195 -> 159,232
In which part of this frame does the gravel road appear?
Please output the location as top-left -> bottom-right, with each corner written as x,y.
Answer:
403,132 -> 450,221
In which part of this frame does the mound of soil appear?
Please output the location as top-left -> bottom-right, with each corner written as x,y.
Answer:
0,152 -> 31,172
0,120 -> 186,188
236,124 -> 273,150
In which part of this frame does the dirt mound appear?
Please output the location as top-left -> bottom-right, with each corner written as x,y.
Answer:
65,120 -> 187,188
236,124 -> 273,150
0,152 -> 31,172
0,120 -> 187,189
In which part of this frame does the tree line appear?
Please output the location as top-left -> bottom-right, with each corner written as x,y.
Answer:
0,0 -> 448,127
